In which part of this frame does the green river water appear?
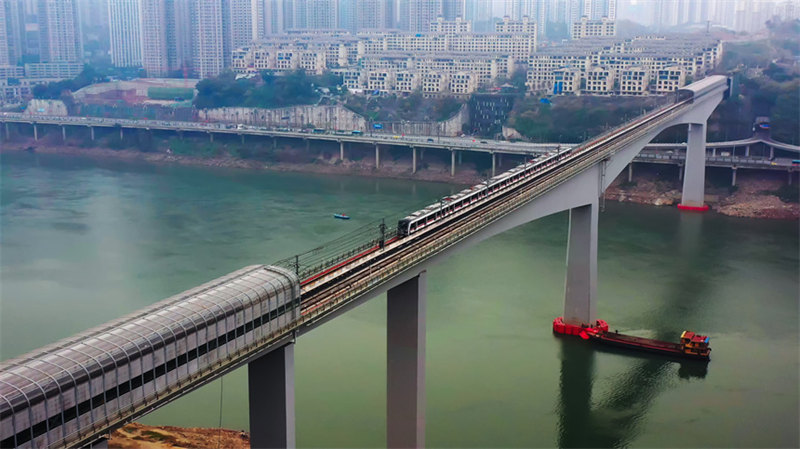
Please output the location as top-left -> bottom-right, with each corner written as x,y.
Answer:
1,152 -> 798,448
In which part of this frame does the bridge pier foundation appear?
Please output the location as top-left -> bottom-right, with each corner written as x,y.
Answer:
564,202 -> 598,327
412,147 -> 417,174
33,123 -> 38,141
387,271 -> 426,449
248,343 -> 296,449
678,123 -> 708,211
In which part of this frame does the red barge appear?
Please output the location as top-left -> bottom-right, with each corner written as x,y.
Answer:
553,317 -> 711,361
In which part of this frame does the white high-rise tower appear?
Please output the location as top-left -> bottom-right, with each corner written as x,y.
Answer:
108,0 -> 141,67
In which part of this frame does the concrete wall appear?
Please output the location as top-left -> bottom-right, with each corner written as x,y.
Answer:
198,105 -> 367,131
375,105 -> 469,137
24,99 -> 69,116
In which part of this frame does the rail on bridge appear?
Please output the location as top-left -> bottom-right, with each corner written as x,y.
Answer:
0,76 -> 731,449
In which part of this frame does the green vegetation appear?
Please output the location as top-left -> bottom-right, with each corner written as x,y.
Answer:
344,92 -> 463,122
32,65 -> 107,99
709,19 -> 800,144
194,70 -> 342,109
147,87 -> 194,101
507,96 -> 663,142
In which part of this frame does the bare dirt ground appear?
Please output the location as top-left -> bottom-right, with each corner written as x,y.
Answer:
109,423 -> 248,449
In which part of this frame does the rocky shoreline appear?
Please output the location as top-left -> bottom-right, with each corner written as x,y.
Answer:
2,140 -> 797,220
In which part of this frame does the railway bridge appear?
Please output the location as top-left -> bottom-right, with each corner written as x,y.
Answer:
0,76 -> 730,449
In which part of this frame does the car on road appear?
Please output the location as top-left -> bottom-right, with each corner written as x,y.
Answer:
427,138 -> 434,142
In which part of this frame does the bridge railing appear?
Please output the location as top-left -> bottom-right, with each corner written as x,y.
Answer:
274,218 -> 398,282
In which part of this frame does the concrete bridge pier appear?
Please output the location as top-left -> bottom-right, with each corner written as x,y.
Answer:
678,123 -> 708,210
240,134 -> 245,144
207,132 -> 213,142
339,141 -> 345,160
90,126 -> 95,141
3,122 -> 9,140
731,167 -> 737,187
119,127 -> 124,140
387,271 -> 426,449
769,146 -> 774,160
33,123 -> 38,141
412,147 -> 417,174
249,343 -> 296,449
563,201 -> 598,326
61,125 -> 67,142
788,171 -> 793,185
450,149 -> 456,177
627,163 -> 633,182
498,153 -> 503,167
375,144 -> 380,168
491,152 -> 496,177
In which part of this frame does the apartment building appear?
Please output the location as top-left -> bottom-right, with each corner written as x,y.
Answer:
395,70 -> 420,92
619,66 -> 649,95
450,71 -> 477,95
37,0 -> 83,63
571,17 -> 615,39
108,0 -> 141,67
584,66 -> 614,94
552,67 -> 582,94
367,69 -> 395,93
494,16 -> 536,34
429,16 -> 471,33
655,65 -> 685,93
422,71 -> 448,94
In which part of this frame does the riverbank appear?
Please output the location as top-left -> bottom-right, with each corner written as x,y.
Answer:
2,139 -> 797,220
109,423 -> 248,449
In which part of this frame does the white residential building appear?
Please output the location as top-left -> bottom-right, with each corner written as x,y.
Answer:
655,65 -> 685,93
37,0 -> 83,63
108,0 -> 141,67
619,66 -> 649,95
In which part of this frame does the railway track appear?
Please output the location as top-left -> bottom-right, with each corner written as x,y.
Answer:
295,100 -> 692,324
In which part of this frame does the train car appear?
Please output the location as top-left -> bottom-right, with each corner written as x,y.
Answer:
0,265 -> 299,449
397,148 -> 573,238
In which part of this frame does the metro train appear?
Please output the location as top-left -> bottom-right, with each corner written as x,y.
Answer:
396,91 -> 696,240
0,265 -> 299,449
397,147 -> 573,237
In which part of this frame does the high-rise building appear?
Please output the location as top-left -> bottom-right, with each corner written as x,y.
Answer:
37,0 -> 83,63
189,0 -> 224,78
583,0 -> 616,19
252,0 -> 285,37
340,0 -> 390,32
139,0 -> 190,77
108,0 -> 141,67
223,0 -> 253,49
442,0 -> 464,19
399,0 -> 441,32
306,0 -> 337,29
1,0 -> 26,65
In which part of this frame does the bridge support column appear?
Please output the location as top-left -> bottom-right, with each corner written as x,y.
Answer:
745,145 -> 750,157
457,150 -> 462,165
450,150 -> 455,177
120,127 -> 124,140
564,202 -> 598,327
627,163 -> 633,182
788,171 -> 793,186
249,343 -> 295,449
3,122 -> 9,140
711,147 -> 716,157
678,164 -> 683,181
731,167 -> 737,187
33,123 -> 38,141
678,123 -> 708,210
769,146 -> 774,160
412,147 -> 417,174
241,134 -> 245,144
340,141 -> 345,160
375,144 -> 380,168
90,126 -> 95,141
491,152 -> 496,177
498,153 -> 503,167
61,125 -> 67,142
273,137 -> 278,150
387,271 -> 426,449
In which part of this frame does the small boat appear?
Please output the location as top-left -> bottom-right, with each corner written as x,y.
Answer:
333,213 -> 350,220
